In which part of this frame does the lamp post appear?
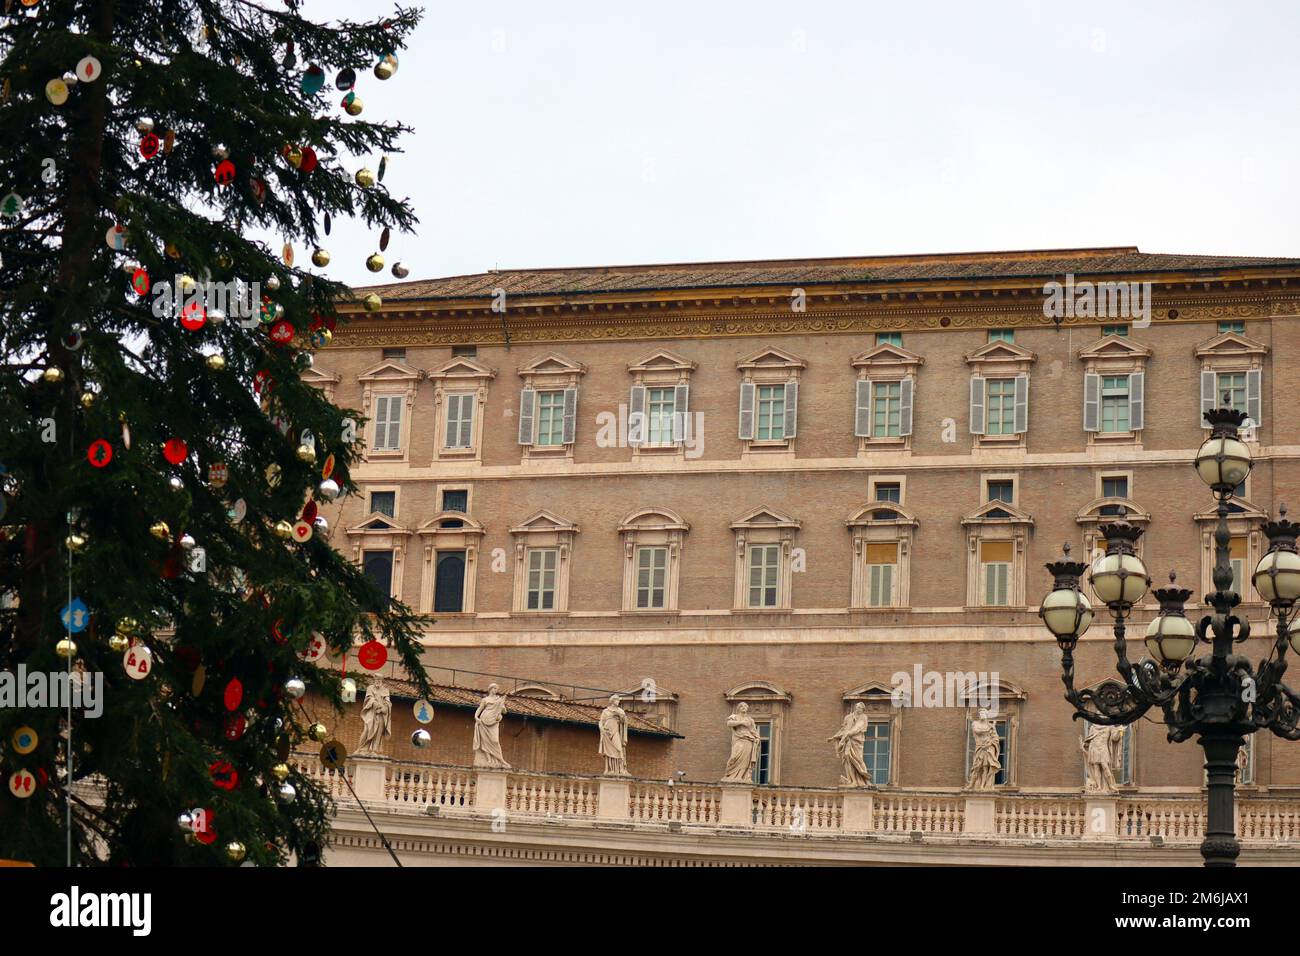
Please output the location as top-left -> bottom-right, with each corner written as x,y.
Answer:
1039,400 -> 1300,866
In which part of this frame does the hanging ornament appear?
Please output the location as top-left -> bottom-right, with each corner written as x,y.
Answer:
284,144 -> 303,168
108,633 -> 130,653
229,499 -> 248,524
225,841 -> 246,863
207,307 -> 226,327
319,478 -> 341,500
379,226 -> 391,252
12,727 -> 37,755
104,223 -> 128,250
8,770 -> 36,799
65,533 -> 87,553
323,211 -> 332,236
310,327 -> 332,348
309,722 -> 329,742
163,438 -> 188,465
268,319 -> 295,345
273,519 -> 294,539
264,274 -> 281,293
214,159 -> 236,185
45,78 -> 70,105
298,430 -> 316,461
311,247 -> 330,267
211,142 -> 229,160
277,782 -> 297,803
191,664 -> 206,697
123,641 -> 153,679
211,761 -> 239,791
413,699 -> 434,724
299,145 -> 318,172
205,353 -> 227,372
271,762 -> 291,783
87,439 -> 113,468
42,367 -> 64,384
335,68 -> 356,90
168,476 -> 184,492
75,56 -> 102,83
55,638 -> 77,658
363,293 -> 382,312
342,92 -> 364,116
411,728 -> 431,748
283,676 -> 306,699
251,178 -> 267,204
391,261 -> 410,279
357,640 -> 387,670
131,266 -> 150,295
150,521 -> 171,541
291,520 -> 313,543
79,391 -> 96,409
139,132 -> 160,159
355,167 -> 375,188
163,129 -> 175,154
301,64 -> 325,95
374,54 -> 398,80
313,515 -> 329,534
340,678 -> 358,703
179,532 -> 197,550
365,253 -> 384,273
378,155 -> 388,182
0,193 -> 24,219
136,116 -> 155,134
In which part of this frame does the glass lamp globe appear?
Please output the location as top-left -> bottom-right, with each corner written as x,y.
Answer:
1145,612 -> 1197,664
1195,434 -> 1252,490
1040,586 -> 1094,641
1255,547 -> 1300,605
1090,551 -> 1150,606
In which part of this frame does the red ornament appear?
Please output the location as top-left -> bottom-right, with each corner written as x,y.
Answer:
272,618 -> 288,645
299,146 -> 318,173
180,299 -> 206,331
223,678 -> 243,712
358,640 -> 387,670
214,159 -> 235,185
253,369 -> 273,396
223,713 -> 246,741
194,808 -> 217,844
131,267 -> 150,295
300,501 -> 318,524
163,438 -> 188,465
87,440 -> 113,468
139,132 -> 160,159
268,319 -> 294,345
210,761 -> 239,791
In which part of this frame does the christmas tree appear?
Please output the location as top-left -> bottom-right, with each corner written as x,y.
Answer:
0,0 -> 431,865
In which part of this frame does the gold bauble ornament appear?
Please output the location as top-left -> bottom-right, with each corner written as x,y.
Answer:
217,252 -> 234,269
309,722 -> 328,742
178,273 -> 197,292
363,292 -> 382,312
116,617 -> 139,636
273,520 -> 294,539
225,841 -> 246,863
55,638 -> 77,659
65,533 -> 87,553
311,248 -> 330,267
344,94 -> 364,116
205,353 -> 227,371
42,367 -> 64,384
296,443 -> 316,464
79,391 -> 96,408
150,521 -> 171,541
354,167 -> 375,188
108,634 -> 130,653
271,763 -> 290,783
365,253 -> 384,272
165,243 -> 182,260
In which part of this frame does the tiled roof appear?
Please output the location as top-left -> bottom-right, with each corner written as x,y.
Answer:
374,678 -> 680,738
357,247 -> 1300,301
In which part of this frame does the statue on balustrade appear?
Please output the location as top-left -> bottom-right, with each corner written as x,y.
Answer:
473,683 -> 511,769
828,702 -> 873,788
598,694 -> 630,776
721,701 -> 761,783
1082,723 -> 1125,793
967,709 -> 1002,791
357,679 -> 392,756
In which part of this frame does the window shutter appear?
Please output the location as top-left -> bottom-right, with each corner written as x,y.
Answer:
672,384 -> 690,442
562,387 -> 578,444
1129,372 -> 1144,431
373,396 -> 389,450
1200,369 -> 1216,424
899,376 -> 914,437
517,388 -> 535,445
628,384 -> 646,447
784,380 -> 799,438
854,379 -> 872,438
444,394 -> 460,447
969,377 -> 985,435
378,396 -> 402,450
738,382 -> 756,440
1083,373 -> 1100,432
1247,368 -> 1262,427
1013,374 -> 1029,434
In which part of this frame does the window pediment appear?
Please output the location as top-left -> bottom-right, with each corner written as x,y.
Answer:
1194,330 -> 1268,362
1193,499 -> 1267,524
348,513 -> 411,534
427,356 -> 497,383
964,340 -> 1037,371
518,353 -> 587,382
1077,499 -> 1150,526
842,680 -> 896,703
846,503 -> 919,527
730,506 -> 800,531
736,346 -> 806,374
725,680 -> 792,704
1078,335 -> 1152,362
618,508 -> 689,533
417,512 -> 486,536
358,359 -> 422,383
628,349 -> 696,376
509,509 -> 579,536
301,365 -> 341,390
962,501 -> 1034,525
850,343 -> 924,377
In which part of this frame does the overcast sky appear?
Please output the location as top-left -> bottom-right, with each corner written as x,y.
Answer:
304,0 -> 1300,286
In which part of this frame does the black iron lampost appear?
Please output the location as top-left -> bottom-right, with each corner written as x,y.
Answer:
1039,400 -> 1300,866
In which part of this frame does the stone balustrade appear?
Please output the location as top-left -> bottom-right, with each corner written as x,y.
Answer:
321,754 -> 1300,850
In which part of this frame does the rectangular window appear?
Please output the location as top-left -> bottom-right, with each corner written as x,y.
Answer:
635,546 -> 668,609
452,345 -> 478,357
369,491 -> 396,517
986,480 -> 1014,503
866,543 -> 897,607
967,718 -> 1011,786
988,329 -> 1015,343
755,385 -> 786,441
433,550 -> 466,613
875,483 -> 901,504
441,489 -> 468,513
872,381 -> 902,438
1218,320 -> 1245,334
985,379 -> 1016,435
981,541 -> 1013,606
382,347 -> 407,362
1102,324 -> 1129,337
876,332 -> 903,347
862,721 -> 892,785
372,395 -> 403,451
363,551 -> 394,608
646,387 -> 677,445
444,393 -> 476,448
753,721 -> 773,785
1100,375 -> 1131,433
1217,372 -> 1247,412
748,544 -> 780,608
1102,476 -> 1128,499
535,391 -> 566,446
526,548 -> 558,610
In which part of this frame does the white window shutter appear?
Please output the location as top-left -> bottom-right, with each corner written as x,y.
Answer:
444,394 -> 459,447
1200,369 -> 1216,424
899,377 -> 914,437
628,384 -> 646,447
562,387 -> 578,444
1013,374 -> 1029,434
854,379 -> 872,438
672,384 -> 690,443
738,381 -> 755,440
387,398 -> 403,450
969,377 -> 986,435
784,380 -> 799,438
1129,372 -> 1144,431
1083,373 -> 1100,432
1247,368 -> 1262,427
518,388 -> 535,445
373,396 -> 389,450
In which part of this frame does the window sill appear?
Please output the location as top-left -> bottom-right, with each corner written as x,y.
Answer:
621,607 -> 681,616
438,446 -> 479,457
733,606 -> 793,614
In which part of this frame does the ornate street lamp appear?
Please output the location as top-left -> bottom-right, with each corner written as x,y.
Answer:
1037,399 -> 1300,867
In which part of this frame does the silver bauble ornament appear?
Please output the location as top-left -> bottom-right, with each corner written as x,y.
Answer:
319,478 -> 341,500
284,677 -> 306,699
391,261 -> 410,279
411,728 -> 431,748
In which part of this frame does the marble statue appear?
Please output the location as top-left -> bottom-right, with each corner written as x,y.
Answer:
721,701 -> 761,783
828,702 -> 873,788
1082,723 -> 1125,793
967,709 -> 1001,791
356,679 -> 392,755
598,694 -> 630,776
473,683 -> 511,769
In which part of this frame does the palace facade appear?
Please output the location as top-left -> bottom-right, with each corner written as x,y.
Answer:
313,246 -> 1300,808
